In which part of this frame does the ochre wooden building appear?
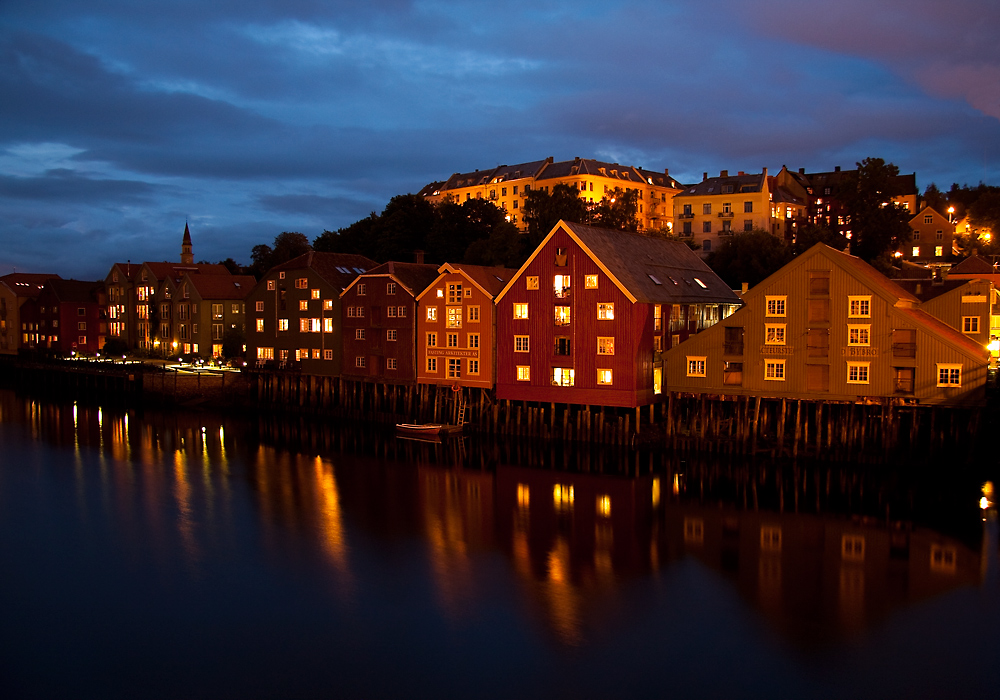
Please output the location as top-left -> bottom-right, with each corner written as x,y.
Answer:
662,243 -> 989,406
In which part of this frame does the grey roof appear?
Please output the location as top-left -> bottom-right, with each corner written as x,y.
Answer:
561,221 -> 742,305
676,172 -> 765,198
360,261 -> 440,298
273,251 -> 377,291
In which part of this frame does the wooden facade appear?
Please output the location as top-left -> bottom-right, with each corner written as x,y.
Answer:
340,261 -> 439,384
22,279 -> 106,354
0,273 -> 60,354
663,243 -> 990,406
246,252 -> 376,375
415,263 -> 515,390
495,221 -> 741,408
905,206 -> 955,262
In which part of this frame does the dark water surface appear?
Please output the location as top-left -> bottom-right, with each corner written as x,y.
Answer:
0,390 -> 997,699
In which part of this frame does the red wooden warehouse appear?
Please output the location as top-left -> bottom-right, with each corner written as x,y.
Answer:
495,220 -> 741,407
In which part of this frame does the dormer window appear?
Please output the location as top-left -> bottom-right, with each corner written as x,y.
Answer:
555,247 -> 568,267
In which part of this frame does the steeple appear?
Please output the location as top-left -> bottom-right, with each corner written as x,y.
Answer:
181,221 -> 193,265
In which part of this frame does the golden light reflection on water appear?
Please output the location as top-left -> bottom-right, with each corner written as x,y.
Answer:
313,456 -> 354,596
173,448 -> 200,572
545,537 -> 582,645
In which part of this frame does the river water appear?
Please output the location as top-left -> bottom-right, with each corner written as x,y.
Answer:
0,389 -> 997,699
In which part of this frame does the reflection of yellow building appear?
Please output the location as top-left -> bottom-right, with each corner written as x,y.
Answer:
421,157 -> 685,232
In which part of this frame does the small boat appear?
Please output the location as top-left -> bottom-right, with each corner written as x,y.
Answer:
395,423 -> 464,437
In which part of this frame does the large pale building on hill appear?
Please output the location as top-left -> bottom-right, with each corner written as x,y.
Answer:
420,157 -> 685,232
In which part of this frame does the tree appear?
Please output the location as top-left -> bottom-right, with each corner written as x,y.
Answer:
426,198 -> 514,264
840,158 -> 913,264
247,232 -> 312,278
791,223 -> 848,256
969,191 -> 1000,236
374,194 -> 436,262
314,214 -> 380,259
922,183 -> 947,214
521,183 -> 588,247
221,326 -> 246,361
706,230 -> 792,289
218,258 -> 245,275
589,187 -> 639,231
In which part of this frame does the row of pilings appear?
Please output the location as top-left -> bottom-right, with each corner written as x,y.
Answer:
247,370 -> 991,462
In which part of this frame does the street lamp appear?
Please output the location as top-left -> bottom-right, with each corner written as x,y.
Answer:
947,206 -> 955,223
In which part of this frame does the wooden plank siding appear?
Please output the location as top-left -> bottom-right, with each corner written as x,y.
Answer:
340,262 -> 439,385
496,221 -> 741,408
662,243 -> 989,406
415,264 -> 515,390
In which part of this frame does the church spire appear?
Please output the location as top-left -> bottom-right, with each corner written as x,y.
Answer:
181,221 -> 193,265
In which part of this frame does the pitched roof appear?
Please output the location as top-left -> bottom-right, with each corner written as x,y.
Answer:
893,278 -> 970,302
273,251 -> 378,291
187,274 -> 257,300
437,263 -> 517,298
949,255 -> 997,276
44,279 -> 104,304
827,246 -> 921,305
504,221 -> 740,305
896,306 -> 990,359
359,261 -> 440,297
0,273 -> 61,298
676,172 -> 766,198
144,261 -> 230,281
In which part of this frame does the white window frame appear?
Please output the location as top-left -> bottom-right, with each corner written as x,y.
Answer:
765,296 -> 786,317
936,363 -> 962,387
847,324 -> 871,346
846,361 -> 870,384
764,323 -> 786,346
764,359 -> 785,381
848,296 -> 871,318
686,356 -> 707,377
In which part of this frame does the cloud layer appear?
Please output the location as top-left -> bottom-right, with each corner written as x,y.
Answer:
1,0 -> 998,278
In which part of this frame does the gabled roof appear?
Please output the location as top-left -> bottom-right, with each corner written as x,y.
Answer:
144,261 -> 230,282
676,172 -> 766,198
187,274 -> 257,300
272,251 -> 378,292
896,306 -> 990,359
949,255 -> 997,276
910,206 -> 952,225
417,263 -> 516,301
0,273 -> 61,298
347,261 -> 440,298
893,278 -> 973,302
43,279 -> 104,304
497,221 -> 741,306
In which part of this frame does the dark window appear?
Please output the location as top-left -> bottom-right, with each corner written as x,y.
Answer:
723,362 -> 743,386
894,367 -> 914,393
892,329 -> 916,358
808,271 -> 830,296
723,326 -> 744,355
554,336 -> 571,356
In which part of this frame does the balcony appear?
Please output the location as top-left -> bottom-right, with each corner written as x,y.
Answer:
718,211 -> 734,218
678,212 -> 695,219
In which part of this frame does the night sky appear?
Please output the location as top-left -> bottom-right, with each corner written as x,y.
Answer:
3,0 -> 999,280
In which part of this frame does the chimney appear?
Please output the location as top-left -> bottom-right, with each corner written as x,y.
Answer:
703,172 -> 708,181
741,282 -> 749,295
546,156 -> 553,163
414,250 -> 425,264
738,171 -> 745,176
763,167 -> 768,178
720,169 -> 728,178
799,167 -> 805,174
664,168 -> 669,176
574,156 -> 580,163
835,166 -> 841,172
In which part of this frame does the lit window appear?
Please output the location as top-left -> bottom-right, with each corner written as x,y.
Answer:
427,307 -> 437,321
514,335 -> 529,352
447,307 -> 462,328
552,367 -> 575,386
323,318 -> 333,332
686,356 -> 706,377
963,316 -> 980,333
847,362 -> 870,384
597,303 -> 614,320
913,246 -> 920,257
323,300 -> 333,311
848,296 -> 871,318
267,280 -> 275,291
764,359 -> 785,381
554,306 -> 571,326
516,365 -> 530,381
765,296 -> 786,317
299,300 -> 309,311
255,319 -> 264,332
935,246 -> 943,257
585,275 -> 598,289
597,369 -> 612,385
311,289 -> 320,299
597,337 -> 614,355
554,274 -> 571,298
937,363 -> 962,387
848,325 -> 870,346
764,324 -> 786,345
513,303 -> 528,320
295,277 -> 307,289
278,319 -> 289,331
526,276 -> 539,290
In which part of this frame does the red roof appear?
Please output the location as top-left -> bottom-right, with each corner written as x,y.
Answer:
0,273 -> 62,299
187,274 -> 256,300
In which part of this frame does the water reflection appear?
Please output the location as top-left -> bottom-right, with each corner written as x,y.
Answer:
0,388 -> 996,697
